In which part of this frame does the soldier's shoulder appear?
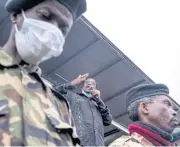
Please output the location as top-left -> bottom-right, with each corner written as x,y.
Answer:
109,135 -> 143,147
51,88 -> 68,102
41,79 -> 70,108
109,135 -> 131,146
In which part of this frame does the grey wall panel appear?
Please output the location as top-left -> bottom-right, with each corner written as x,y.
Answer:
40,19 -> 99,75
104,124 -> 117,134
93,61 -> 144,101
54,40 -> 121,81
116,114 -> 132,128
106,92 -> 127,118
0,0 -> 9,23
44,73 -> 68,86
0,17 -> 11,46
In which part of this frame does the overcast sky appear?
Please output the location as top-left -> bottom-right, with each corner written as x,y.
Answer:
84,0 -> 180,104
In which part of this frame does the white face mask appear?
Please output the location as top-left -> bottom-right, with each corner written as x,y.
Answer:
15,10 -> 65,65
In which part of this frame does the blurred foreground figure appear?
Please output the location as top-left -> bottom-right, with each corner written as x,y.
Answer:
0,0 -> 86,146
171,128 -> 180,146
109,83 -> 178,147
56,73 -> 112,146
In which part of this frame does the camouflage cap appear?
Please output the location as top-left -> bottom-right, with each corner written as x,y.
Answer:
5,0 -> 87,20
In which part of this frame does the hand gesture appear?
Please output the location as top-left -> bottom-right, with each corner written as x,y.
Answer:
70,73 -> 89,86
91,89 -> 101,99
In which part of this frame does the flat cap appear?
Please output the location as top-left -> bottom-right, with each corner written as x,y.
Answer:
172,128 -> 180,142
126,83 -> 169,107
5,0 -> 87,20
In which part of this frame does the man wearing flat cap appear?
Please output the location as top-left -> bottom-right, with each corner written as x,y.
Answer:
0,0 -> 86,146
109,83 -> 178,146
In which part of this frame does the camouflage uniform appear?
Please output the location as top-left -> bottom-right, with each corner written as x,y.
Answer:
109,132 -> 154,147
0,50 -> 79,146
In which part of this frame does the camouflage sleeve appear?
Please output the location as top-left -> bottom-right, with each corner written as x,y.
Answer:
54,83 -> 77,104
109,136 -> 144,147
109,137 -> 124,147
109,137 -> 130,147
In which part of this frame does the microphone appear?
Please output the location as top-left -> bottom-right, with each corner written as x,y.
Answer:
89,87 -> 99,102
94,94 -> 99,99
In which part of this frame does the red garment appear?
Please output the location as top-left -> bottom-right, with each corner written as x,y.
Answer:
128,123 -> 171,146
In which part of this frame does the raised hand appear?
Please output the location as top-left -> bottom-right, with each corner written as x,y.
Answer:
70,73 -> 89,86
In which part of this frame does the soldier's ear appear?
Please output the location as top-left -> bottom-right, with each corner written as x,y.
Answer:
10,11 -> 21,23
139,102 -> 150,115
10,11 -> 25,32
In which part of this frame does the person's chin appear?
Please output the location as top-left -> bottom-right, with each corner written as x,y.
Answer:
85,91 -> 91,93
171,120 -> 178,128
168,125 -> 178,133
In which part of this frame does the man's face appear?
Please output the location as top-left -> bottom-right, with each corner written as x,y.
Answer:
82,78 -> 97,93
146,95 -> 178,133
13,0 -> 73,37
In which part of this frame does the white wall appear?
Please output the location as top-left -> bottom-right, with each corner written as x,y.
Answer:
84,0 -> 180,104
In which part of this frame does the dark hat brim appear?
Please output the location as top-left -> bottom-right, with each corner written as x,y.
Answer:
5,0 -> 87,20
126,83 -> 170,107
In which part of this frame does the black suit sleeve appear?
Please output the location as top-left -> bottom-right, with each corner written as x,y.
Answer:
55,83 -> 77,102
95,98 -> 112,126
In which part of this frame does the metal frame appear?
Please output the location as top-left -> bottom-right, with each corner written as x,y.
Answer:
112,120 -> 128,133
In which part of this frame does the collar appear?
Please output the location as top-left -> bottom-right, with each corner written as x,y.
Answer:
131,132 -> 154,146
0,50 -> 14,66
79,93 -> 89,99
128,122 -> 172,146
0,50 -> 42,76
79,93 -> 95,102
81,90 -> 92,98
0,50 -> 70,108
135,121 -> 173,141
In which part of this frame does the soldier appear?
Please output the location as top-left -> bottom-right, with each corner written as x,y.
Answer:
0,0 -> 86,146
109,83 -> 178,147
56,74 -> 112,146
